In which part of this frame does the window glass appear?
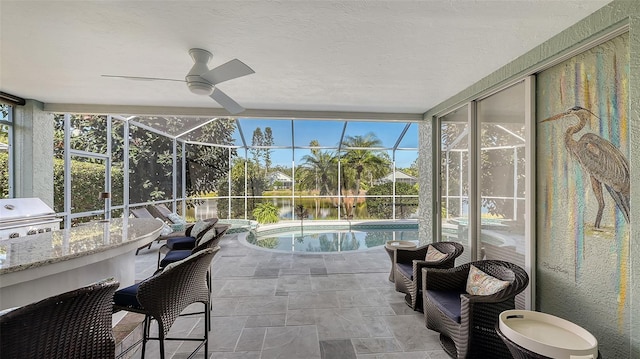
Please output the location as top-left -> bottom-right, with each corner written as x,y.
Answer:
111,118 -> 125,207
439,105 -> 471,263
128,125 -> 173,203
477,82 -> 526,309
69,115 -> 108,154
0,104 -> 12,199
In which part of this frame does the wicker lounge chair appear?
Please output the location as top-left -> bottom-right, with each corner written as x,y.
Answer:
422,260 -> 529,359
146,203 -> 174,222
0,278 -> 119,359
394,241 -> 463,311
113,247 -> 220,359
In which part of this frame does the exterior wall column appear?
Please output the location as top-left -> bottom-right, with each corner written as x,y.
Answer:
418,120 -> 433,245
13,99 -> 54,207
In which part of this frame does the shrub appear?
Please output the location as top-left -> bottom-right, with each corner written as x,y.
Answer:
252,201 -> 280,224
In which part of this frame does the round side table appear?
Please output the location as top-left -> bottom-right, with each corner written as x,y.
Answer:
384,240 -> 417,282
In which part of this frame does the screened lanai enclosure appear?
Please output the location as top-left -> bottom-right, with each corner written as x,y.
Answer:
44,113 -> 419,228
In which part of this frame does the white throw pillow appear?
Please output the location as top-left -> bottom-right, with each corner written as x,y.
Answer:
466,264 -> 510,295
155,218 -> 173,235
425,245 -> 448,262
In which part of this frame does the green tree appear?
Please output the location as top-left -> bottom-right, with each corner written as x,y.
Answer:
217,157 -> 265,219
0,152 -> 9,199
264,127 -> 274,174
53,114 -> 236,206
298,147 -> 337,195
340,133 -> 390,205
401,158 -> 419,178
250,127 -> 264,165
184,119 -> 237,197
440,122 -> 524,219
309,139 -> 320,156
366,182 -> 418,219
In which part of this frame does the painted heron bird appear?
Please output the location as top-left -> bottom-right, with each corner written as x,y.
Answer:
543,106 -> 629,228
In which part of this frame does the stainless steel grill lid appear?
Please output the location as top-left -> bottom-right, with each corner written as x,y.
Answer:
0,198 -> 61,239
0,198 -> 55,220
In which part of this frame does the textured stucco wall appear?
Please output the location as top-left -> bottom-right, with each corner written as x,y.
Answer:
421,1 -> 639,357
13,100 -> 54,207
417,121 -> 433,245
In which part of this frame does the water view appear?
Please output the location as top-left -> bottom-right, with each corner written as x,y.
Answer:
190,197 -> 419,221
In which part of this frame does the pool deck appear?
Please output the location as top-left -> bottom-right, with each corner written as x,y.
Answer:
128,230 -> 448,359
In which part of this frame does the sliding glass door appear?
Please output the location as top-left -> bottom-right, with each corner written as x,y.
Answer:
437,79 -> 534,309
439,104 -> 472,264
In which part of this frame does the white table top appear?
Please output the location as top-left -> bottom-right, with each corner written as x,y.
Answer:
0,218 -> 162,275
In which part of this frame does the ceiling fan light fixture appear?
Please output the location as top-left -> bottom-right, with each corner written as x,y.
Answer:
187,80 -> 213,95
186,48 -> 215,95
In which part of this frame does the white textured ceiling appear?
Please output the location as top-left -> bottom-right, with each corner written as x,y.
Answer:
0,0 -> 611,115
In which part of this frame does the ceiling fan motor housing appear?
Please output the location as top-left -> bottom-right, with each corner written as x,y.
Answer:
186,48 -> 214,95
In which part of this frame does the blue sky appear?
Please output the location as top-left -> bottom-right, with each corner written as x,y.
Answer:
233,119 -> 418,168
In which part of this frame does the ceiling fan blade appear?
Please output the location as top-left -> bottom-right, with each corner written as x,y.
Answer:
101,75 -> 185,82
200,59 -> 255,85
210,88 -> 245,115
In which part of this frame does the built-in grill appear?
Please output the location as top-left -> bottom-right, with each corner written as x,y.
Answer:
0,198 -> 62,240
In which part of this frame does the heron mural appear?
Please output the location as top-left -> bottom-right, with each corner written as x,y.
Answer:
536,32 -> 630,350
542,106 -> 630,228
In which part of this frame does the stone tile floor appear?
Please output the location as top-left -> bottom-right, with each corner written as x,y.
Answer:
126,232 -> 449,359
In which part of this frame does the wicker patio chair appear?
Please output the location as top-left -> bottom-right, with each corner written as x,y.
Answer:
113,247 -> 220,359
394,241 -> 463,311
421,260 -> 529,359
0,277 -> 119,359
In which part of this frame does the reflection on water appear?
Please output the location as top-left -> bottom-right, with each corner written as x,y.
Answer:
190,197 -> 419,221
246,229 -> 418,253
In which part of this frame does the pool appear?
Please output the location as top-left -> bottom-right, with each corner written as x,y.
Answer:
243,224 -> 418,253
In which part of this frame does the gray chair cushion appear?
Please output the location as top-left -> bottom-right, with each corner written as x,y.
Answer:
396,262 -> 414,279
426,289 -> 464,323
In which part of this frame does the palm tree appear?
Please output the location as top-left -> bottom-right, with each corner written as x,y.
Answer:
340,133 -> 390,197
299,149 -> 337,195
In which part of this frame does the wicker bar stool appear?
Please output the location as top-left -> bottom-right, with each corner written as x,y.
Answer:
158,223 -> 228,269
156,219 -> 223,267
113,247 -> 220,359
0,278 -> 119,359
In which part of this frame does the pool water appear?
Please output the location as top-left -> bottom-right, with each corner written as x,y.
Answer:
245,228 -> 418,253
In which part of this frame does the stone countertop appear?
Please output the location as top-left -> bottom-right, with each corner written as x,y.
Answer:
0,218 -> 162,275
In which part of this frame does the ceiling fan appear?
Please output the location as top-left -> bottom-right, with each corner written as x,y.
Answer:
102,48 -> 255,114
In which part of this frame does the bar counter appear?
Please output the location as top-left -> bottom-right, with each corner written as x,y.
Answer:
0,218 -> 163,310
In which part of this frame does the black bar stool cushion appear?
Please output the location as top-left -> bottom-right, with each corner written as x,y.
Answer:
159,250 -> 191,268
113,282 -> 144,309
165,236 -> 196,250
